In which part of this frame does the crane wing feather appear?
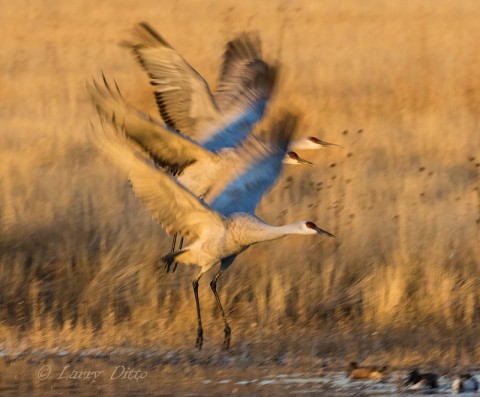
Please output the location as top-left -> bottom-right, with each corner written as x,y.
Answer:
215,32 -> 277,118
208,112 -> 299,216
87,76 -> 216,174
123,24 -> 277,150
89,117 -> 225,241
122,22 -> 221,139
217,31 -> 263,89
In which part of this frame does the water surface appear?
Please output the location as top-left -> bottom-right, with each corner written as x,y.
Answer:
0,353 -> 472,396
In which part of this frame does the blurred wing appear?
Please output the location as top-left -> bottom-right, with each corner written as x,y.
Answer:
89,117 -> 225,241
200,33 -> 279,151
215,31 -> 277,118
217,31 -> 262,88
123,24 -> 277,151
122,22 -> 221,139
208,112 -> 298,216
87,75 -> 216,174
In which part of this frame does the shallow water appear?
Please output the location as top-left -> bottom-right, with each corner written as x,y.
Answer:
0,354 -> 475,396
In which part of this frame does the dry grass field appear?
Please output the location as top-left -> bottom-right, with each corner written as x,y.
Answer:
1,0 -> 480,367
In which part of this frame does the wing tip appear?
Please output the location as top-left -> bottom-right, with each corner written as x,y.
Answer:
225,30 -> 262,59
133,21 -> 173,49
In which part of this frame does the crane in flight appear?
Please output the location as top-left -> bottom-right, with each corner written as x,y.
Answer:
90,111 -> 334,350
88,76 -> 314,266
123,22 -> 341,154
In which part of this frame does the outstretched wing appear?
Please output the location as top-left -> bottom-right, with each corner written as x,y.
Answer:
215,31 -> 277,116
89,116 -> 225,241
87,75 -> 216,175
217,32 -> 262,88
123,24 -> 278,150
208,111 -> 299,216
122,22 -> 222,139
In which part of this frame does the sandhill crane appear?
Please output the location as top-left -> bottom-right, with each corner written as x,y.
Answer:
90,115 -> 334,350
122,22 -> 277,151
123,24 -> 341,156
88,76 -> 314,266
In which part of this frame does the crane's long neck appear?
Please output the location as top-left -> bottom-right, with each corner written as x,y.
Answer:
289,139 -> 316,150
240,221 -> 307,246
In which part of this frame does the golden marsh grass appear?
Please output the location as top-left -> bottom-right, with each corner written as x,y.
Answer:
0,0 -> 479,365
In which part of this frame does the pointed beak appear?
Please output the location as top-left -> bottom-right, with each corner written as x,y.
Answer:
297,156 -> 316,167
318,140 -> 343,148
315,226 -> 335,237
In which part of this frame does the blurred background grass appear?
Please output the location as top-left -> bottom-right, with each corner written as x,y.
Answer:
0,0 -> 479,366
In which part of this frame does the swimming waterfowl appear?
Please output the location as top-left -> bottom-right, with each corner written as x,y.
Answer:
348,361 -> 388,380
404,369 -> 438,390
452,373 -> 479,393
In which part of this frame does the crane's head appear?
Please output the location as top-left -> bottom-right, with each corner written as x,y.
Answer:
304,221 -> 335,237
283,151 -> 315,166
290,136 -> 343,150
305,136 -> 343,148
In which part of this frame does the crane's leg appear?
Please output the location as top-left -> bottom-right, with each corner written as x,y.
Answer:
192,272 -> 204,349
171,237 -> 185,273
164,233 -> 178,272
210,270 -> 231,350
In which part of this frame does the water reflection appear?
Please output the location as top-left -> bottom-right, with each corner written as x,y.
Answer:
0,355 -> 473,396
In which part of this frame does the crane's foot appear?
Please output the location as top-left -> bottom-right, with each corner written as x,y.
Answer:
155,261 -> 170,273
164,261 -> 172,273
195,328 -> 203,350
163,261 -> 179,273
162,252 -> 175,273
161,251 -> 184,273
222,324 -> 231,351
195,326 -> 203,350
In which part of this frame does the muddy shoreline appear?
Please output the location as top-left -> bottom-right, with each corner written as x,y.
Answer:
1,351 -> 477,396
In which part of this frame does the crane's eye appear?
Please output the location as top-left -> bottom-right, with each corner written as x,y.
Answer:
287,151 -> 298,159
